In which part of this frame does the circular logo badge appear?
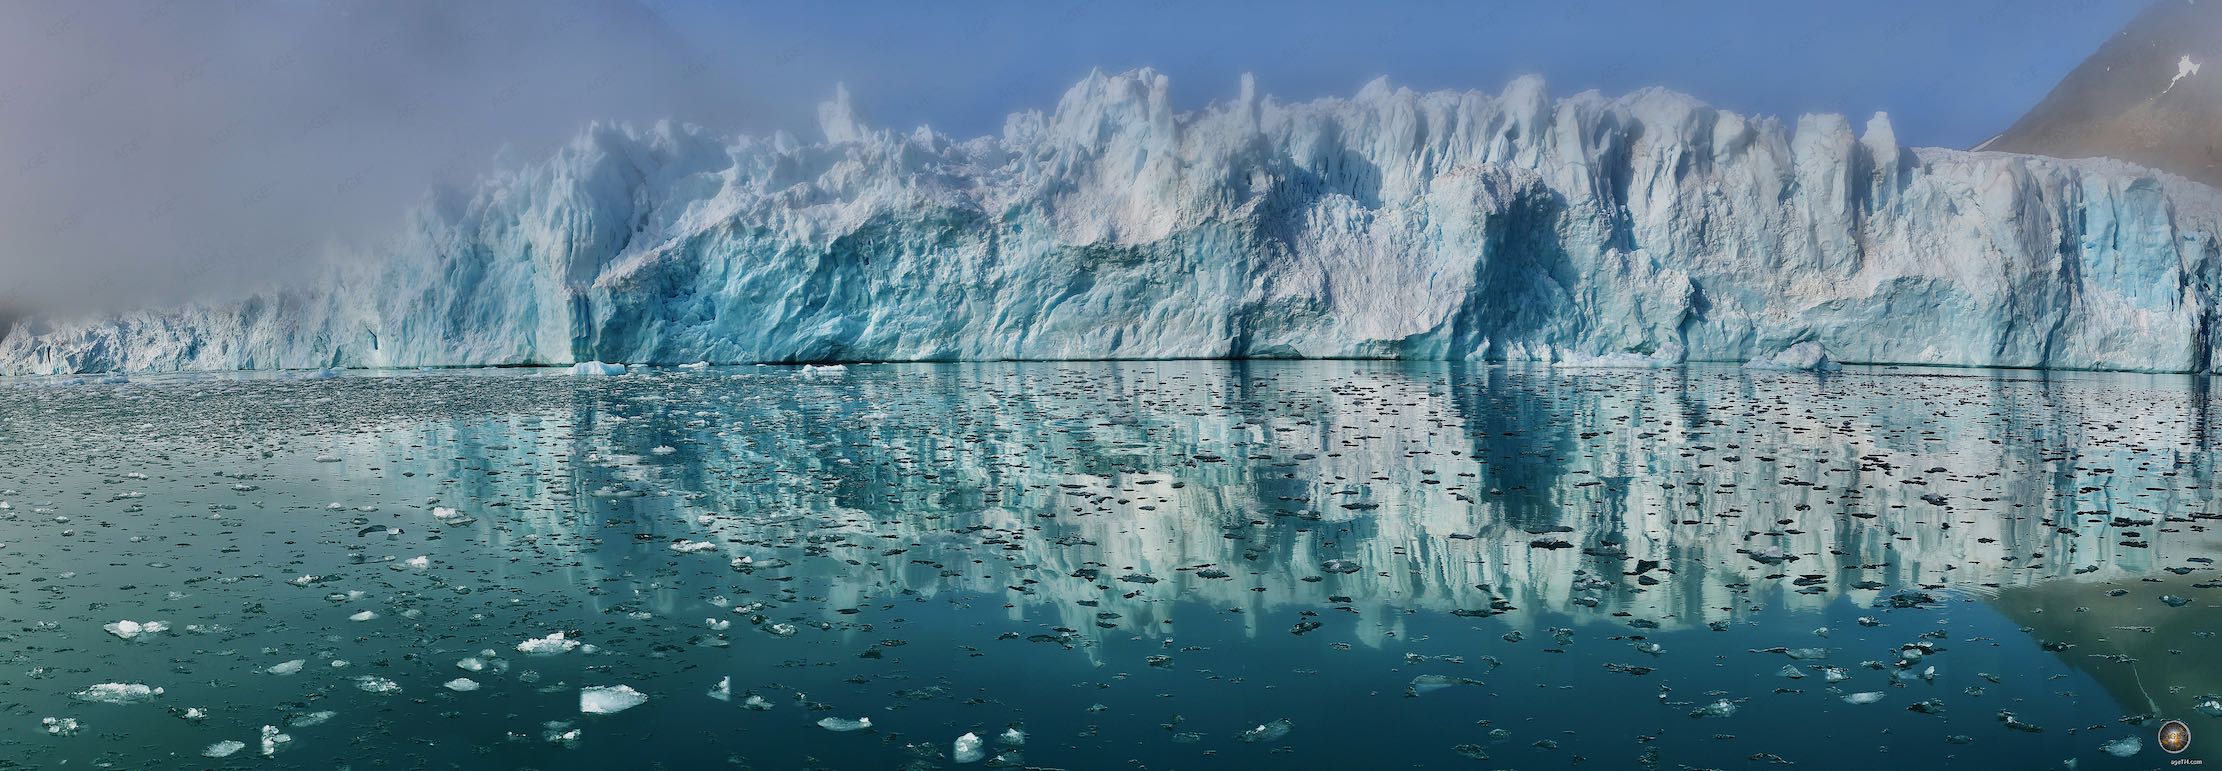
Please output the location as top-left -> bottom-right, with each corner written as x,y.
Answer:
2159,719 -> 2191,754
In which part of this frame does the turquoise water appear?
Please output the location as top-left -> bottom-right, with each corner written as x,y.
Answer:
0,361 -> 2215,769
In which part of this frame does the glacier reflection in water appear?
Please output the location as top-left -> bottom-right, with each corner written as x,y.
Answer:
0,361 -> 2215,769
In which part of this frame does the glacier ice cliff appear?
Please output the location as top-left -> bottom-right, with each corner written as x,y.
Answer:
5,69 -> 2222,374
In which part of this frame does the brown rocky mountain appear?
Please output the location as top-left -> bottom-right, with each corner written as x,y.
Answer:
1980,0 -> 2222,187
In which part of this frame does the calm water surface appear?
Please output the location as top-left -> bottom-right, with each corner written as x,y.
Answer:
0,361 -> 2216,769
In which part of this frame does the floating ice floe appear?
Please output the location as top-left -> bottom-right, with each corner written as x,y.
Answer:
72,683 -> 161,704
348,610 -> 378,622
1238,718 -> 1292,743
354,676 -> 402,694
669,540 -> 717,553
1689,700 -> 1738,718
1842,692 -> 1886,705
580,685 -> 648,714
817,716 -> 872,731
569,361 -> 626,376
799,364 -> 847,377
517,632 -> 581,655
267,659 -> 306,676
260,725 -> 289,756
403,555 -> 430,569
103,620 -> 168,639
444,678 -> 480,692
42,717 -> 81,736
203,739 -> 247,758
679,361 -> 711,369
544,721 -> 581,746
954,732 -> 984,763
2101,736 -> 2142,757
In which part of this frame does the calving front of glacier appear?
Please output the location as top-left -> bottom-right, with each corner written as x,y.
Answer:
6,70 -> 2222,374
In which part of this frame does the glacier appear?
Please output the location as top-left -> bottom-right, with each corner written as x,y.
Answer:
5,69 -> 2222,374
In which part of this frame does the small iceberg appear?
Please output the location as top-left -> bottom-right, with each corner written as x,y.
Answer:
954,732 -> 985,763
354,675 -> 401,694
1238,718 -> 1293,743
817,716 -> 872,732
517,632 -> 581,655
569,361 -> 626,376
580,685 -> 647,714
72,683 -> 161,704
260,725 -> 289,756
799,364 -> 847,377
103,620 -> 168,640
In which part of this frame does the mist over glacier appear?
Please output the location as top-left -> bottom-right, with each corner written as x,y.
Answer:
4,69 -> 2219,374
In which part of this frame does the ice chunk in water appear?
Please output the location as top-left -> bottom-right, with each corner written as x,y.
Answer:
42,717 -> 81,736
543,721 -> 581,746
103,620 -> 168,639
348,610 -> 378,622
707,676 -> 731,701
517,632 -> 581,655
1238,718 -> 1293,743
2101,736 -> 2142,757
260,725 -> 290,756
580,685 -> 648,714
267,659 -> 306,676
999,727 -> 1025,746
203,739 -> 247,758
570,361 -> 626,376
1689,700 -> 1738,718
954,732 -> 985,763
403,555 -> 430,569
799,364 -> 847,377
354,675 -> 402,694
817,716 -> 872,731
670,540 -> 717,553
444,678 -> 480,692
73,683 -> 161,704
1842,692 -> 1886,705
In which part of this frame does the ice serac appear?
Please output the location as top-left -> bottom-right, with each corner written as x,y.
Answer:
5,70 -> 2222,374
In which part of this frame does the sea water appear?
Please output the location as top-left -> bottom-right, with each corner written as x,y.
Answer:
0,361 -> 2214,768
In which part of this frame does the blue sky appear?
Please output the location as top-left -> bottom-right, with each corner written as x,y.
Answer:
648,0 -> 2142,148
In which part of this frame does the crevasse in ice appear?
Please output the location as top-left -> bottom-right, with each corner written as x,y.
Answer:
5,70 -> 2220,374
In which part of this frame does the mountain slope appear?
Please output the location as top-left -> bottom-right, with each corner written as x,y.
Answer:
1980,0 -> 2222,187
3,71 -> 2221,375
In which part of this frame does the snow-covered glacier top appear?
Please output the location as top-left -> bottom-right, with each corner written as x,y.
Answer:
6,69 -> 2221,374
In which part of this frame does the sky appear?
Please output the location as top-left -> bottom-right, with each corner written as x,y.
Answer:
0,0 -> 2145,313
